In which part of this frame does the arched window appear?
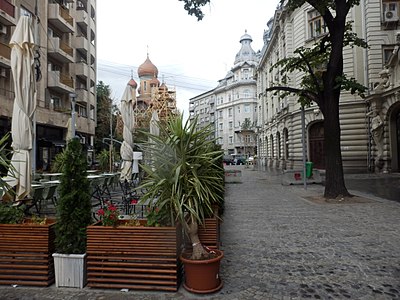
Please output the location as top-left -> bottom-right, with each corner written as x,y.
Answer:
270,134 -> 274,158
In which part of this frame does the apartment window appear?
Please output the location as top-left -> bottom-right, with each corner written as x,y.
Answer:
244,104 -> 250,113
78,104 -> 87,118
308,10 -> 326,38
200,108 -> 204,114
52,97 -> 61,110
218,110 -> 223,118
229,136 -> 233,144
200,99 -> 204,105
237,106 -> 241,113
219,123 -> 223,130
243,89 -> 250,98
383,46 -> 395,64
90,105 -> 95,120
228,108 -> 232,117
229,121 -> 233,129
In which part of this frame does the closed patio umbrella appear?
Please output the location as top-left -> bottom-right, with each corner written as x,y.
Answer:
119,84 -> 135,182
149,110 -> 160,137
6,16 -> 36,200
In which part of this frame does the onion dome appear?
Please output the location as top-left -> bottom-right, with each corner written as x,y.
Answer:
150,76 -> 160,87
127,78 -> 137,88
138,55 -> 158,78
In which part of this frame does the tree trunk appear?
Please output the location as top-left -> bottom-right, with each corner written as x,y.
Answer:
187,220 -> 209,260
321,91 -> 351,199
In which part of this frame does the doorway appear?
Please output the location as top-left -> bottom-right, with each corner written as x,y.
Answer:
309,121 -> 325,169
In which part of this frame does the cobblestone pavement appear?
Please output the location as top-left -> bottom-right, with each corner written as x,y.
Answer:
1,167 -> 399,299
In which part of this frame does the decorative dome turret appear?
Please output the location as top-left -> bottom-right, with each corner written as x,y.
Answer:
138,55 -> 158,78
234,30 -> 258,65
128,78 -> 137,88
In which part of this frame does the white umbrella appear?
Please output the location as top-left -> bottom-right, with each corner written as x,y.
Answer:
6,16 -> 36,200
119,84 -> 135,182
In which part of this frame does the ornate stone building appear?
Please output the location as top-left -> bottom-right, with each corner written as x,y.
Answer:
190,31 -> 259,157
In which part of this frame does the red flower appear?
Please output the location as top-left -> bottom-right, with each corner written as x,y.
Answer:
97,208 -> 105,216
109,205 -> 117,211
131,199 -> 138,204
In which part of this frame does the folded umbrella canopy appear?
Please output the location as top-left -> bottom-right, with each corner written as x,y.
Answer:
6,16 -> 36,200
119,84 -> 135,182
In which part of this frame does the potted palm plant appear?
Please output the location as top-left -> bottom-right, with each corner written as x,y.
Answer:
53,138 -> 92,288
138,115 -> 225,294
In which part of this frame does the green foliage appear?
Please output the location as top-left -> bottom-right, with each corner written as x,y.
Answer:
50,149 -> 67,173
145,206 -> 170,227
96,201 -> 119,227
138,115 -> 224,234
179,0 -> 210,20
241,118 -> 253,130
0,202 -> 25,224
55,138 -> 92,254
96,149 -> 110,172
0,133 -> 15,193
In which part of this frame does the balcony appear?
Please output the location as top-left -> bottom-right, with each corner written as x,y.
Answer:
76,88 -> 89,103
48,3 -> 74,33
89,66 -> 95,86
47,37 -> 73,63
74,35 -> 89,54
0,42 -> 11,68
75,9 -> 88,29
75,61 -> 89,79
0,0 -> 15,26
48,70 -> 74,94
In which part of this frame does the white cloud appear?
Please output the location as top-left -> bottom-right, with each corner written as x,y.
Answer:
97,0 -> 280,115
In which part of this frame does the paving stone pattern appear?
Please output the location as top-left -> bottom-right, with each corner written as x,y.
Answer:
1,167 -> 399,299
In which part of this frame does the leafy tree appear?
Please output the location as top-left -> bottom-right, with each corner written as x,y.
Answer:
263,0 -> 367,199
179,0 -> 367,199
95,81 -> 121,153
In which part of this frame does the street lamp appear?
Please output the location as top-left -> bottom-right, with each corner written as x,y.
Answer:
69,92 -> 77,139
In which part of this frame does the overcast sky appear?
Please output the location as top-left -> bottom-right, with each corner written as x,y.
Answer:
97,0 -> 280,117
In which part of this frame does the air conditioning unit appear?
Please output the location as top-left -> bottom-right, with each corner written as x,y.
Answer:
384,3 -> 399,22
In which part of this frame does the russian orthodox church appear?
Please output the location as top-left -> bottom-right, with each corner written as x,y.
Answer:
126,54 -> 178,129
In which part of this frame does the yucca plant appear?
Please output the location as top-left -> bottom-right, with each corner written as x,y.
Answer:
138,115 -> 224,260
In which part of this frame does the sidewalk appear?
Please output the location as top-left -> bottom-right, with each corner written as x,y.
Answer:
1,167 -> 399,299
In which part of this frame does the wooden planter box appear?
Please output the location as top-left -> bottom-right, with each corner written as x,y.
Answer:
0,219 -> 56,286
87,220 -> 183,292
198,217 -> 220,250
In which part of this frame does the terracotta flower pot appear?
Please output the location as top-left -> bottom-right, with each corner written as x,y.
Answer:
180,249 -> 224,294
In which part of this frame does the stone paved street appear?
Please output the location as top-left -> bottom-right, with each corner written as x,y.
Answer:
1,167 -> 399,299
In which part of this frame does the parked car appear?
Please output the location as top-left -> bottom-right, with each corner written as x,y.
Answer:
223,155 -> 234,165
234,156 -> 246,165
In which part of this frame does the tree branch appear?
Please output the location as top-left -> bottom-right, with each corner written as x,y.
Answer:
265,86 -> 319,104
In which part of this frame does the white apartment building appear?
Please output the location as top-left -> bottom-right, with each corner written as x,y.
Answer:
190,31 -> 259,157
0,0 -> 97,171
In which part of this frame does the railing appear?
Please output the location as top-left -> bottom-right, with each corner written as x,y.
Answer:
60,72 -> 74,88
58,5 -> 73,26
0,0 -> 15,18
60,41 -> 73,56
0,42 -> 11,59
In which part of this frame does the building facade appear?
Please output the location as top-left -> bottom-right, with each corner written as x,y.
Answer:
190,31 -> 259,157
0,0 -> 97,171
256,2 -> 371,172
363,0 -> 400,173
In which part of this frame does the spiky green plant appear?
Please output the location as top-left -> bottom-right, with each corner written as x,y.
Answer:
138,115 -> 224,260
